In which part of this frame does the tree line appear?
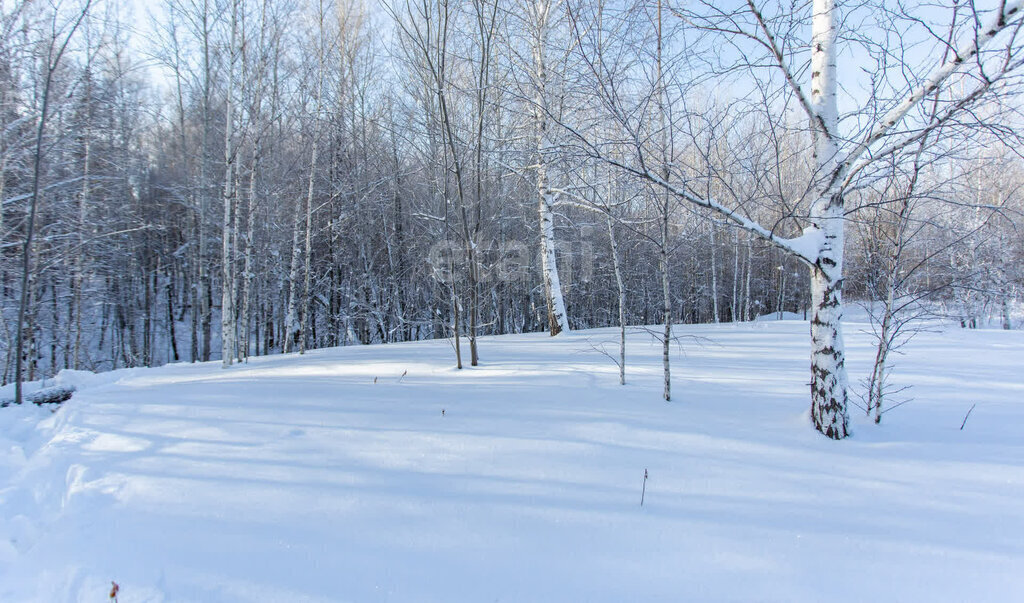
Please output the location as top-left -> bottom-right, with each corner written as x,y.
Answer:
2,0 -> 1022,437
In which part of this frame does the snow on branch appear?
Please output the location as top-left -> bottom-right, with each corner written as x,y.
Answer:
839,1 -> 1024,173
595,151 -> 820,265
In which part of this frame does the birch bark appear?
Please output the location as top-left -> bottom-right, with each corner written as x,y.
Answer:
532,0 -> 570,336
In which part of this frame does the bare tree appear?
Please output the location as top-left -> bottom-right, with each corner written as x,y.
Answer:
564,0 -> 1024,437
523,0 -> 571,335
14,0 -> 92,405
387,0 -> 498,367
220,0 -> 240,367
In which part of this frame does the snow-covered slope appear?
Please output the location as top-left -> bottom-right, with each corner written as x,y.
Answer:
2,319 -> 1022,602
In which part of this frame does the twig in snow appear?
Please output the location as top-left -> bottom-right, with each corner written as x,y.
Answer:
960,404 -> 977,430
398,370 -> 408,383
583,338 -> 621,369
640,469 -> 648,506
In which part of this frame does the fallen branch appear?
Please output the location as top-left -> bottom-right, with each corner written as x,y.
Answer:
1,385 -> 76,408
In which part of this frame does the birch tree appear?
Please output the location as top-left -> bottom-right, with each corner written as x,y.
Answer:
522,0 -> 571,335
220,0 -> 239,367
566,0 -> 1024,438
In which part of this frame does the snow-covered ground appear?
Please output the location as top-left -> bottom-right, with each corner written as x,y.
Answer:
2,317 -> 1022,602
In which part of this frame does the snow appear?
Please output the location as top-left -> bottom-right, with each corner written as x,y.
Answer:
2,318 -> 1023,602
781,226 -> 823,261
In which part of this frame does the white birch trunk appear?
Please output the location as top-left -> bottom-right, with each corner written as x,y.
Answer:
532,0 -> 569,336
220,0 -> 238,368
0,129 -> 4,259
660,201 -> 672,402
997,230 -> 1014,330
539,183 -> 569,334
199,0 -> 213,363
804,0 -> 1021,436
807,0 -> 849,439
869,278 -> 896,423
709,220 -> 719,323
606,213 -> 626,385
299,7 -> 327,355
300,139 -> 317,354
657,0 -> 671,401
231,157 -> 243,362
240,0 -> 271,362
731,228 -> 739,322
283,193 -> 303,353
1001,294 -> 1013,331
74,110 -> 89,369
742,233 -> 752,321
240,136 -> 259,361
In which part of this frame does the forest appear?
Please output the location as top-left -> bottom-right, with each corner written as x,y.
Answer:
2,0 -> 1022,438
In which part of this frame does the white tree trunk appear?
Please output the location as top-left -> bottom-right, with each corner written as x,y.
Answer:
868,279 -> 896,423
220,0 -> 238,368
742,234 -> 752,321
240,137 -> 259,361
199,0 -> 213,363
532,0 -> 569,336
807,0 -> 849,439
809,260 -> 849,438
997,233 -> 1014,331
539,184 -> 569,334
657,0 -> 671,402
709,220 -> 719,323
300,138 -> 317,355
283,193 -> 303,353
731,228 -> 739,322
299,4 -> 327,355
74,109 -> 90,369
606,213 -> 626,385
661,202 -> 672,402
